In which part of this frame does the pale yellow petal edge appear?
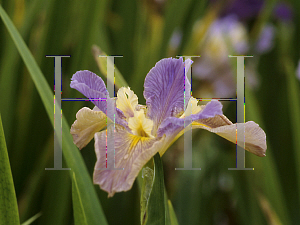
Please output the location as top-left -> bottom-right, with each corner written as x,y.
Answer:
193,115 -> 267,157
70,107 -> 108,150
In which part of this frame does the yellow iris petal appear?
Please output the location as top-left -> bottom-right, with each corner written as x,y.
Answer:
180,97 -> 202,118
128,109 -> 154,138
70,107 -> 108,149
116,87 -> 138,118
192,115 -> 266,157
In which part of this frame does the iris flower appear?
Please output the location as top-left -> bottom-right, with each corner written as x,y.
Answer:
70,57 -> 266,197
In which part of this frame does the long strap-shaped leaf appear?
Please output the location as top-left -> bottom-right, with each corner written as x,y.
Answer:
0,115 -> 20,225
0,5 -> 108,225
141,153 -> 179,225
144,153 -> 166,225
72,173 -> 88,225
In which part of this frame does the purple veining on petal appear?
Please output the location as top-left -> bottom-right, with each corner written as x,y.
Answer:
70,70 -> 127,128
93,125 -> 165,197
115,108 -> 129,129
70,70 -> 108,111
255,25 -> 275,54
157,100 -> 223,138
71,70 -> 107,93
143,57 -> 191,133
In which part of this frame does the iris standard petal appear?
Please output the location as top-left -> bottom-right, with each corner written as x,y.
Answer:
70,107 -> 108,150
70,70 -> 127,127
93,125 -> 165,197
193,115 -> 267,157
70,70 -> 108,111
143,57 -> 191,134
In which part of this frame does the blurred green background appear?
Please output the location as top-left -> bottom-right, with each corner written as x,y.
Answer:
1,0 -> 300,224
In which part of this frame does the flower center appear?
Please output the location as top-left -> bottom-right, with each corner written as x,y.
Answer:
128,110 -> 154,138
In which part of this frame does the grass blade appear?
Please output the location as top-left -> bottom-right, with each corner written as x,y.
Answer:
21,212 -> 42,225
72,172 -> 88,225
0,114 -> 20,225
0,5 -> 108,225
92,45 -> 128,88
245,88 -> 291,225
159,0 -> 194,58
167,200 -> 179,225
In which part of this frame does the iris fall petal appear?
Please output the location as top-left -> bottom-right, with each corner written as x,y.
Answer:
70,107 -> 108,150
93,125 -> 165,197
193,115 -> 267,157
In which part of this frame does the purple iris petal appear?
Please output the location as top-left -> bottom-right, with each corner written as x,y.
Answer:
143,57 -> 191,133
157,100 -> 223,137
71,70 -> 108,111
70,70 -> 127,128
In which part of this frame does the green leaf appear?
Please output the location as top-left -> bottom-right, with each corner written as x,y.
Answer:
92,45 -> 128,88
0,114 -> 20,225
141,153 -> 165,225
141,153 -> 178,225
0,5 -> 108,225
278,22 -> 300,206
167,200 -> 179,225
159,0 -> 195,58
140,166 -> 154,224
245,88 -> 291,225
72,173 -> 88,225
21,212 -> 42,225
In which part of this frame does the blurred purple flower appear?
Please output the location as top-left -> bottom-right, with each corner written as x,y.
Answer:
169,29 -> 182,51
221,0 -> 264,20
212,0 -> 293,22
192,9 -> 276,98
192,16 -> 249,97
255,24 -> 275,54
273,3 -> 293,22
